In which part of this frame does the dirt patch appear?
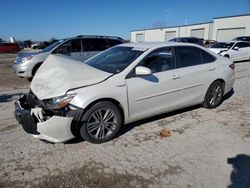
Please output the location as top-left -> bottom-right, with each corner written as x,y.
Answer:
0,162 -> 152,188
0,124 -> 18,133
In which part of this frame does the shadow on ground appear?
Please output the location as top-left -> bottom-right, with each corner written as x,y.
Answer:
0,93 -> 24,103
228,154 -> 250,188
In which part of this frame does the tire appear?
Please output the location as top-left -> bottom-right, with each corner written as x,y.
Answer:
79,101 -> 122,144
224,54 -> 230,58
203,81 -> 224,109
11,49 -> 16,54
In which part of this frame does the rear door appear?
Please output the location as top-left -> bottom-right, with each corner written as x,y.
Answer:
126,47 -> 182,119
175,46 -> 216,106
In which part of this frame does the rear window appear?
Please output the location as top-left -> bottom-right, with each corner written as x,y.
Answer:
176,46 -> 215,68
200,49 -> 216,63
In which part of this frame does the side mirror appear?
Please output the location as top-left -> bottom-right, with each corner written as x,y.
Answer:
135,66 -> 152,76
233,46 -> 239,51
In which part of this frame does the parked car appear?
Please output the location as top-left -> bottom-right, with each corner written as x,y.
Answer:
232,36 -> 250,42
14,42 -> 235,143
31,42 -> 42,49
23,40 -> 32,48
209,41 -> 250,61
169,37 -> 203,46
0,43 -> 21,53
203,40 -> 217,48
208,42 -> 229,54
13,35 -> 126,79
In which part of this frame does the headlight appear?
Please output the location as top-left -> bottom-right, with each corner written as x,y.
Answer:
22,55 -> 34,63
44,93 -> 76,109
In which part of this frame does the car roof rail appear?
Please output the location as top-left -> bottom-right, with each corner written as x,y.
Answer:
76,35 -> 124,40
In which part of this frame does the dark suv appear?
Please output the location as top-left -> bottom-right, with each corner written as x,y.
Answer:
0,43 -> 21,53
169,37 -> 203,46
232,36 -> 250,42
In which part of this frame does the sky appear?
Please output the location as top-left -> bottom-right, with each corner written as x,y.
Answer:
1,0 -> 250,41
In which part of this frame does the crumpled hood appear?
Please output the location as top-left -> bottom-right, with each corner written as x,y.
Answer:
31,55 -> 112,100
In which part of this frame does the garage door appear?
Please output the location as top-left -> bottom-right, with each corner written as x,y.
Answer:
217,28 -> 246,42
165,31 -> 176,41
191,29 -> 205,39
136,33 -> 143,43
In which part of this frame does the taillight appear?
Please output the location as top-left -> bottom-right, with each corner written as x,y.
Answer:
229,63 -> 235,70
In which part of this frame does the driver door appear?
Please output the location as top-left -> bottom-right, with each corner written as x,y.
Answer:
126,47 -> 182,120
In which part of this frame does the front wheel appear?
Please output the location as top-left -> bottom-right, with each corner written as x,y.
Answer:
80,101 -> 122,144
203,81 -> 224,109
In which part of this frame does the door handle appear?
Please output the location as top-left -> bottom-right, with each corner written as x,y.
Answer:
172,75 -> 180,80
209,66 -> 215,71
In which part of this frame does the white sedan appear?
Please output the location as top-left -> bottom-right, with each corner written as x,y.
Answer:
14,42 -> 235,143
209,41 -> 250,61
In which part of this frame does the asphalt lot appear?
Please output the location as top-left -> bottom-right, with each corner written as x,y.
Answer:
0,53 -> 250,188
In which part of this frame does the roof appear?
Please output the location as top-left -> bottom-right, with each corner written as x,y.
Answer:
214,13 -> 250,20
75,35 -> 125,41
119,42 -> 200,49
131,21 -> 212,32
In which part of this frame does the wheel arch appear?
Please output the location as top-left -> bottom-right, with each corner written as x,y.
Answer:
210,78 -> 226,93
82,98 -> 125,124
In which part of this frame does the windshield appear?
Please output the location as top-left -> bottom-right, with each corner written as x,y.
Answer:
86,46 -> 145,74
42,39 -> 65,52
211,42 -> 234,49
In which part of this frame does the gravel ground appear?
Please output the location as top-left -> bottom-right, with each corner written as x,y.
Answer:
0,53 -> 250,188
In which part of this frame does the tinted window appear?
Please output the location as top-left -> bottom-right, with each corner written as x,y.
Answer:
71,39 -> 82,52
176,46 -> 203,68
84,39 -> 108,51
235,42 -> 250,48
211,42 -> 227,48
201,49 -> 216,63
141,47 -> 175,73
108,39 -> 123,47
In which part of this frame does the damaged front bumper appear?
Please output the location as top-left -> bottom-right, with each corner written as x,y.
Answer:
14,94 -> 83,143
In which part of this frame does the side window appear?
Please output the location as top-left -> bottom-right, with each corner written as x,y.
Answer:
54,40 -> 72,54
71,39 -> 82,52
108,39 -> 123,47
141,47 -> 175,73
200,49 -> 216,63
234,42 -> 249,48
176,46 -> 203,68
83,39 -> 108,51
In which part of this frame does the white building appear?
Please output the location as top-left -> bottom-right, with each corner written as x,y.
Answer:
130,14 -> 250,42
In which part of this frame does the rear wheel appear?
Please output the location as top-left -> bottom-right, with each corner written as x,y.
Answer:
79,101 -> 122,144
203,81 -> 224,109
224,54 -> 230,58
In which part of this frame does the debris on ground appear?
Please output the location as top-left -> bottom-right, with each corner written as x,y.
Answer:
160,128 -> 171,138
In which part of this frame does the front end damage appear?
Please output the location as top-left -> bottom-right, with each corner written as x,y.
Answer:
14,92 -> 83,143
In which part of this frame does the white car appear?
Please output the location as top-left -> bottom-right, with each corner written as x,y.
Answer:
13,35 -> 125,79
209,41 -> 250,61
14,43 -> 235,143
